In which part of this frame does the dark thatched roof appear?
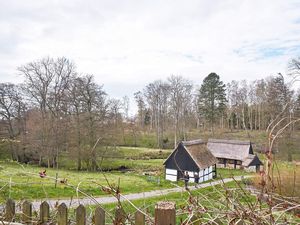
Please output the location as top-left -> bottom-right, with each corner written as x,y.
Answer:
242,154 -> 263,166
163,140 -> 217,170
182,141 -> 217,169
207,138 -> 253,161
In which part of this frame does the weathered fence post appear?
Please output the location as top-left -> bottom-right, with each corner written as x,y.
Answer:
55,172 -> 58,188
135,211 -> 145,225
155,201 -> 176,225
5,199 -> 15,222
58,203 -> 68,225
114,206 -> 126,225
40,201 -> 50,223
22,200 -> 32,224
76,204 -> 86,225
94,207 -> 105,225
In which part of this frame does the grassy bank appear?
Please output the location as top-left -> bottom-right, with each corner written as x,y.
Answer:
75,180 -> 299,224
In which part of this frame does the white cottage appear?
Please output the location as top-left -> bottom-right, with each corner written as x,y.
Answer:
163,140 -> 217,183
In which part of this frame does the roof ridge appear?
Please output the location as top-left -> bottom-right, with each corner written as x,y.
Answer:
181,139 -> 205,146
208,138 -> 251,145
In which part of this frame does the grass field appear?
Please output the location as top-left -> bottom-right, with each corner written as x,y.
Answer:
0,158 -> 252,203
0,160 -> 173,202
1,130 -> 299,223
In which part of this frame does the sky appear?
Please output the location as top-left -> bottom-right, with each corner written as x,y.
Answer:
1,0 -> 300,114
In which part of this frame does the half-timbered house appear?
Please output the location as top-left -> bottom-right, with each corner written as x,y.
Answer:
164,140 -> 217,183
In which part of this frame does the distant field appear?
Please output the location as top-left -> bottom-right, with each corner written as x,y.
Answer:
2,129 -> 299,167
57,146 -> 172,171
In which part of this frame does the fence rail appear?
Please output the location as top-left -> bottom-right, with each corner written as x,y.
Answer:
0,199 -> 177,225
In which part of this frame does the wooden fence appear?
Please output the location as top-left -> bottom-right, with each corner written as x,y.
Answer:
0,199 -> 177,225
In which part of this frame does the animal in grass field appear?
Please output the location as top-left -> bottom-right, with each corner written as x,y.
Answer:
39,170 -> 46,178
60,178 -> 68,184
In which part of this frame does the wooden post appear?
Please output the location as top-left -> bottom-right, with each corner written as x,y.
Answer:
22,200 -> 32,224
40,201 -> 50,223
94,207 -> 105,225
155,201 -> 176,225
58,203 -> 68,225
135,211 -> 145,225
76,204 -> 86,225
114,206 -> 126,225
5,199 -> 15,222
55,172 -> 58,188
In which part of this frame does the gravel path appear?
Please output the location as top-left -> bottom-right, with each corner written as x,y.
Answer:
27,175 -> 251,210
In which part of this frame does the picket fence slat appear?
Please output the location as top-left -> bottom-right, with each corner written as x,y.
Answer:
2,198 -> 177,225
58,203 -> 68,225
5,199 -> 15,222
76,204 -> 86,225
134,211 -> 145,225
22,200 -> 32,224
40,201 -> 50,223
94,207 -> 105,225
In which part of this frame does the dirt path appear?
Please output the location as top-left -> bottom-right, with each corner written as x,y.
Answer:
27,175 -> 251,210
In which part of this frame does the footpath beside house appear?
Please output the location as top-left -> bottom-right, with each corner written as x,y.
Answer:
207,139 -> 263,172
163,139 -> 217,183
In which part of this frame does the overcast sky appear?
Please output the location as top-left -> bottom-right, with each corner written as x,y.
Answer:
1,0 -> 300,113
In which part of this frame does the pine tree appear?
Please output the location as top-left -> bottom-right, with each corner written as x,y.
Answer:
197,73 -> 227,133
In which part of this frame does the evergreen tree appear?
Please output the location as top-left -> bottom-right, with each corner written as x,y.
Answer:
197,73 -> 227,132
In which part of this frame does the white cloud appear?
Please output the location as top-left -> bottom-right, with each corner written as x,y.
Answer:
1,0 -> 300,108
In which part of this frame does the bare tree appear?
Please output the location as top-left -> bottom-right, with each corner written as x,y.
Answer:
144,80 -> 169,148
78,75 -> 107,171
122,95 -> 130,120
168,75 -> 192,147
0,83 -> 26,160
18,57 -> 75,167
134,91 -> 146,128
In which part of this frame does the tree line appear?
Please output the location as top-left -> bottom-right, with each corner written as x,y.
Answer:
0,57 -> 128,170
1,57 -> 300,169
135,61 -> 300,148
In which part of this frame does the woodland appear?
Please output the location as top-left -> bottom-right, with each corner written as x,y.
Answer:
0,57 -> 300,171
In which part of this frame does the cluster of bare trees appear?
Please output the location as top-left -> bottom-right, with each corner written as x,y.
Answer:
1,56 -> 300,167
226,74 -> 294,131
134,59 -> 300,148
135,76 -> 194,148
0,57 -> 127,170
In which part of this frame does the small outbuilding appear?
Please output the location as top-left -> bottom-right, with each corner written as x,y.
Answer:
163,139 -> 217,183
207,139 -> 263,172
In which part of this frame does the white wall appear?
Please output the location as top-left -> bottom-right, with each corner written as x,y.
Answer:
166,168 -> 177,175
165,166 -> 215,183
208,166 -> 213,180
245,166 -> 256,172
165,168 -> 177,181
